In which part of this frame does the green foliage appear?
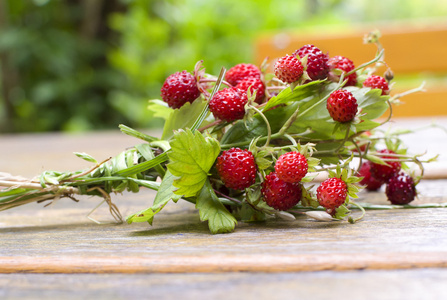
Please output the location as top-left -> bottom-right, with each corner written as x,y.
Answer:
196,180 -> 237,234
167,128 -> 221,197
0,0 -> 128,132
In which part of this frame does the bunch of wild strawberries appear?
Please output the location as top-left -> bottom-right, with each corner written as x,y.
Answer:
160,44 -> 417,218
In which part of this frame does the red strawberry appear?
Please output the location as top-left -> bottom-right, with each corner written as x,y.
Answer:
316,177 -> 348,210
261,172 -> 302,211
328,55 -> 357,86
225,63 -> 261,86
161,70 -> 201,109
385,172 -> 416,205
216,148 -> 257,190
363,75 -> 390,95
274,151 -> 308,183
326,89 -> 358,122
236,77 -> 265,104
370,149 -> 401,182
358,161 -> 384,191
209,87 -> 248,122
293,44 -> 329,81
274,54 -> 304,83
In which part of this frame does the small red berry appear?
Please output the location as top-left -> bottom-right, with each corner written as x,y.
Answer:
274,55 -> 304,83
216,148 -> 257,190
363,75 -> 390,95
328,55 -> 357,86
225,63 -> 261,86
209,87 -> 248,122
261,172 -> 302,211
161,71 -> 201,109
316,177 -> 348,210
386,172 -> 416,205
293,44 -> 329,81
236,77 -> 265,104
370,149 -> 402,182
275,151 -> 308,183
358,161 -> 384,191
327,89 -> 358,122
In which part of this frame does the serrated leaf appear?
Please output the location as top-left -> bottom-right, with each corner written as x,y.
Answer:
167,129 -> 220,197
196,180 -> 237,234
162,99 -> 207,140
147,99 -> 173,121
74,152 -> 97,163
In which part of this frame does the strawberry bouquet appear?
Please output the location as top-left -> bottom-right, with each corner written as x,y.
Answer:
0,33 -> 438,233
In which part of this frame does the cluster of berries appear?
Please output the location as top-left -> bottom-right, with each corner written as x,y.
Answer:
358,149 -> 416,205
216,146 -> 354,215
159,42 -> 417,219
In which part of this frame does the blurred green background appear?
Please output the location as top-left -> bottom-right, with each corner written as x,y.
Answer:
1,0 -> 446,133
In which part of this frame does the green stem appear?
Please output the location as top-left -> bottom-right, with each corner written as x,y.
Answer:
348,200 -> 366,224
250,105 -> 272,147
334,125 -> 351,154
346,49 -> 385,76
191,67 -> 226,132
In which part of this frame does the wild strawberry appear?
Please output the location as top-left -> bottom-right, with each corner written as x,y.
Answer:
215,148 -> 257,190
326,89 -> 358,122
385,172 -> 416,205
209,87 -> 248,122
161,70 -> 201,109
316,177 -> 348,210
328,55 -> 357,86
293,44 -> 329,81
363,75 -> 390,95
274,55 -> 304,83
370,149 -> 401,182
274,151 -> 308,183
261,172 -> 302,211
358,161 -> 384,191
236,77 -> 265,104
225,63 -> 261,86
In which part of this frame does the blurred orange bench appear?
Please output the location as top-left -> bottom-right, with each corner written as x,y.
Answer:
255,23 -> 447,117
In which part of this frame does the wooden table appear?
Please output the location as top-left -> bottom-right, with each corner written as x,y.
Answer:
1,118 -> 447,299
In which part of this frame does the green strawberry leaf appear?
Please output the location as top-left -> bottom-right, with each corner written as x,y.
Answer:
196,179 -> 237,234
125,171 -> 179,225
263,80 -> 325,111
162,99 -> 208,140
167,129 -> 220,197
147,99 -> 173,121
126,203 -> 166,225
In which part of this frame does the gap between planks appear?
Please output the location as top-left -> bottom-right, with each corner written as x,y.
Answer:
1,252 -> 447,274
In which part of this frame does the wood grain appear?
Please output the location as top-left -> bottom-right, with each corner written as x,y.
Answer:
1,252 -> 447,274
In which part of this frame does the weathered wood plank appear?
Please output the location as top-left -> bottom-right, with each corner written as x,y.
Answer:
2,269 -> 447,300
1,252 -> 447,274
